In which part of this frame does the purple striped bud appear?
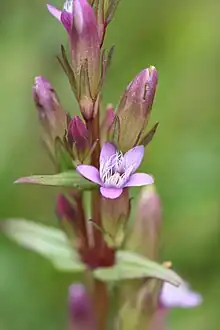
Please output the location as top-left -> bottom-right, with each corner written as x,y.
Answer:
48,0 -> 101,119
68,116 -> 89,161
127,185 -> 161,260
68,284 -> 96,330
70,0 -> 100,94
101,190 -> 130,247
56,194 -> 77,222
33,76 -> 67,153
116,66 -> 158,151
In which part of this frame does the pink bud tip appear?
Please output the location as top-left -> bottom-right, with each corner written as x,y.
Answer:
68,284 -> 96,330
56,194 -> 76,221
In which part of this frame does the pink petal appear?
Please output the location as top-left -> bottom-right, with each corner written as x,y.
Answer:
47,4 -> 62,21
100,143 -> 117,163
100,187 -> 123,199
160,282 -> 203,309
123,145 -> 144,173
77,165 -> 101,185
61,11 -> 72,33
124,173 -> 154,187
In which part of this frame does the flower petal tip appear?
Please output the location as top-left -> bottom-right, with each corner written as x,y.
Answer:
100,187 -> 123,199
160,282 -> 203,309
77,165 -> 101,185
47,4 -> 62,21
125,173 -> 154,187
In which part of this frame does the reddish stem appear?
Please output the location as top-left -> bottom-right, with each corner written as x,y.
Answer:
75,194 -> 89,249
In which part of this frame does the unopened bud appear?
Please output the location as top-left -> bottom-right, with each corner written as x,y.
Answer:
68,284 -> 96,330
56,194 -> 77,222
116,67 -> 158,152
48,1 -> 101,119
33,76 -> 67,152
149,282 -> 202,330
71,0 -> 100,92
127,185 -> 161,260
70,0 -> 101,97
101,190 -> 130,247
68,116 -> 89,161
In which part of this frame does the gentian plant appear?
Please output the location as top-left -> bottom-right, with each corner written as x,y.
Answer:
3,0 -> 202,329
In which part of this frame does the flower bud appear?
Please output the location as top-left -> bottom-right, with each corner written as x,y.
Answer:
68,284 -> 96,330
116,66 -> 158,152
48,1 -> 101,119
33,76 -> 67,153
101,190 -> 130,247
127,185 -> 161,260
149,282 -> 202,330
56,194 -> 77,222
160,282 -> 202,309
71,0 -> 100,118
68,116 -> 89,161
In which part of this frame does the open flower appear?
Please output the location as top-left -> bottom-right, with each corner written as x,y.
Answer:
47,0 -> 100,119
160,281 -> 202,308
149,282 -> 202,330
77,142 -> 154,199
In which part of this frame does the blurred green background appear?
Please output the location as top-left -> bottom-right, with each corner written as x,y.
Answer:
0,0 -> 219,329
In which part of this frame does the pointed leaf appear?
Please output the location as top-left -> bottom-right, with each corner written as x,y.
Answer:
58,45 -> 77,95
3,219 -> 85,272
55,137 -> 74,172
109,114 -> 120,145
93,250 -> 182,286
102,46 -> 114,76
105,0 -> 121,24
15,171 -> 97,190
139,122 -> 159,147
79,59 -> 92,99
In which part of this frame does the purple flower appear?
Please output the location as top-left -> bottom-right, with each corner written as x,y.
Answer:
116,66 -> 158,152
56,194 -> 77,222
47,1 -> 73,33
47,0 -> 100,101
149,282 -> 202,330
77,142 -> 154,199
160,282 -> 202,309
32,76 -> 67,153
68,284 -> 96,330
68,116 -> 89,161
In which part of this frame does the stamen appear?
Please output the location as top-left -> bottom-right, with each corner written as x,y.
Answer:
99,150 -> 133,188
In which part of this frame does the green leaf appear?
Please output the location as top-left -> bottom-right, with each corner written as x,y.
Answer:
139,122 -> 159,147
57,45 -> 77,95
55,137 -> 74,172
15,171 -> 97,190
109,114 -> 120,145
3,219 -> 85,272
94,250 -> 182,286
105,0 -> 121,24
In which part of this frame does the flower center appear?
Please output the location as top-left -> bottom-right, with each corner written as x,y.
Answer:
100,152 -> 133,188
63,0 -> 73,13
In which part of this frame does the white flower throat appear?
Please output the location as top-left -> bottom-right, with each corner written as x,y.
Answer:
100,152 -> 134,188
64,0 -> 84,34
63,0 -> 73,13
